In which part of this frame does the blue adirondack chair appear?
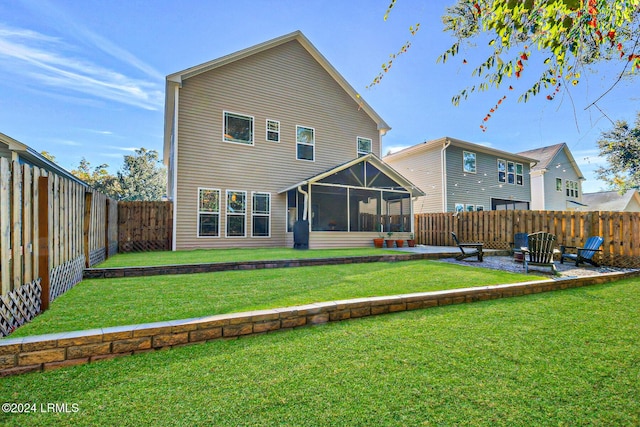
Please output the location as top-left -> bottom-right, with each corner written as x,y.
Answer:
560,236 -> 604,267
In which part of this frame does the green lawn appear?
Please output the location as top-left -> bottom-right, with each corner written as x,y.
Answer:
97,247 -> 401,268
9,260 -> 535,337
1,277 -> 638,426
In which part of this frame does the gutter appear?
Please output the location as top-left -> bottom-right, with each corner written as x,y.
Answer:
441,139 -> 451,212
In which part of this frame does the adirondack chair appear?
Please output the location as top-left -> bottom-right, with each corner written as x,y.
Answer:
512,232 -> 529,262
560,236 -> 604,267
451,232 -> 483,261
521,232 -> 557,274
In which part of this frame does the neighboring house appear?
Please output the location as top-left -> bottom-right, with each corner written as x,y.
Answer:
383,137 -> 536,213
517,143 -> 584,211
580,189 -> 640,212
163,31 -> 423,250
0,132 -> 86,186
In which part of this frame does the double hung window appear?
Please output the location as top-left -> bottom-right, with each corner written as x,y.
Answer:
198,188 -> 220,237
296,126 -> 315,161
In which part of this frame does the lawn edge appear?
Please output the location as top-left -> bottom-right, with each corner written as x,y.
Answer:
2,270 -> 638,377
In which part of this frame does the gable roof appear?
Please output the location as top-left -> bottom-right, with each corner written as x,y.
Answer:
517,143 -> 584,179
278,153 -> 425,197
384,136 -> 537,164
164,31 -> 390,161
581,189 -> 640,211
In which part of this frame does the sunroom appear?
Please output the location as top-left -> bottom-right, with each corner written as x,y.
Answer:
280,154 -> 424,248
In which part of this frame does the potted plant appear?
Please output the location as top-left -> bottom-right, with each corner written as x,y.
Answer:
385,231 -> 395,248
395,238 -> 404,248
373,232 -> 384,248
407,233 -> 416,247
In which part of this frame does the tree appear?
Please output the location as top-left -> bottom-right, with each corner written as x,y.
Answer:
595,111 -> 640,192
40,151 -> 56,162
376,0 -> 640,129
71,158 -> 121,199
117,148 -> 166,201
442,0 -> 640,129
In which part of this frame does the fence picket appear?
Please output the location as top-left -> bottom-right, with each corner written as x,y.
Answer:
415,211 -> 640,267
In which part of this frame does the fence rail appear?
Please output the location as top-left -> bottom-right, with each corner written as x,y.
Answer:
415,210 -> 640,268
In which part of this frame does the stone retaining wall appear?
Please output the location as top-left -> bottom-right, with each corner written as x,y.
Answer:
83,251 -> 510,279
2,270 -> 638,377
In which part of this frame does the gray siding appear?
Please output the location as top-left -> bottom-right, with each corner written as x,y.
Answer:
175,40 -> 382,249
445,146 -> 531,212
541,149 -> 583,210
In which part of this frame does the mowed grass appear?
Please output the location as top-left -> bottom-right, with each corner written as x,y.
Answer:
97,247 -> 400,268
9,261 -> 535,337
1,278 -> 638,426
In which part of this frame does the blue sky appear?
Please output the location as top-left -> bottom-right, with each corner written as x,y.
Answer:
1,0 -> 637,193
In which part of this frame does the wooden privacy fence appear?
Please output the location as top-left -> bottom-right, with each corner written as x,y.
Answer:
118,201 -> 173,252
0,158 -> 117,337
415,210 -> 640,268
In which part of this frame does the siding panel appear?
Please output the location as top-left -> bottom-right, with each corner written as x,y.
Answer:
175,40 -> 382,249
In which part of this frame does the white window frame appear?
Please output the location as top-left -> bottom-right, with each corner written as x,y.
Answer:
497,159 -> 506,183
507,161 -> 515,184
266,119 -> 280,142
556,178 -> 563,192
357,136 -> 372,156
251,192 -> 271,238
515,163 -> 524,186
223,111 -> 254,145
463,151 -> 476,174
566,180 -> 579,198
296,125 -> 315,162
197,187 -> 220,238
226,190 -> 247,238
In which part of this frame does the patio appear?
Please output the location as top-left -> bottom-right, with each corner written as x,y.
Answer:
391,245 -> 637,277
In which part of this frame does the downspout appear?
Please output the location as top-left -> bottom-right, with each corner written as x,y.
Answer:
171,84 -> 179,251
297,185 -> 309,222
441,139 -> 451,212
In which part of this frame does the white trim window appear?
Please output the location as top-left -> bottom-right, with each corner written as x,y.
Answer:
507,161 -> 515,184
226,190 -> 247,237
266,119 -> 280,142
223,111 -> 254,145
197,188 -> 220,237
556,177 -> 563,192
497,159 -> 506,183
252,192 -> 271,237
357,136 -> 372,157
516,163 -> 524,185
296,125 -> 315,161
463,151 -> 476,173
566,180 -> 579,198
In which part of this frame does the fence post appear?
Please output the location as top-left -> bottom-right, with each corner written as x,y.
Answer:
104,199 -> 110,260
83,192 -> 93,268
37,176 -> 50,312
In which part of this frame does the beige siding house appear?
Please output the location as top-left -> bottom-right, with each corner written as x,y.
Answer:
517,143 -> 585,211
384,137 -> 536,213
163,31 -> 422,250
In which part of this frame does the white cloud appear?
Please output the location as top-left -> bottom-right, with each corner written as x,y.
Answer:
0,23 -> 163,110
106,146 -> 138,152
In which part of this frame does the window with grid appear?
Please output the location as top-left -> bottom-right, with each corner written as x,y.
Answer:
226,190 -> 247,237
252,192 -> 270,237
198,188 -> 220,237
296,126 -> 315,161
